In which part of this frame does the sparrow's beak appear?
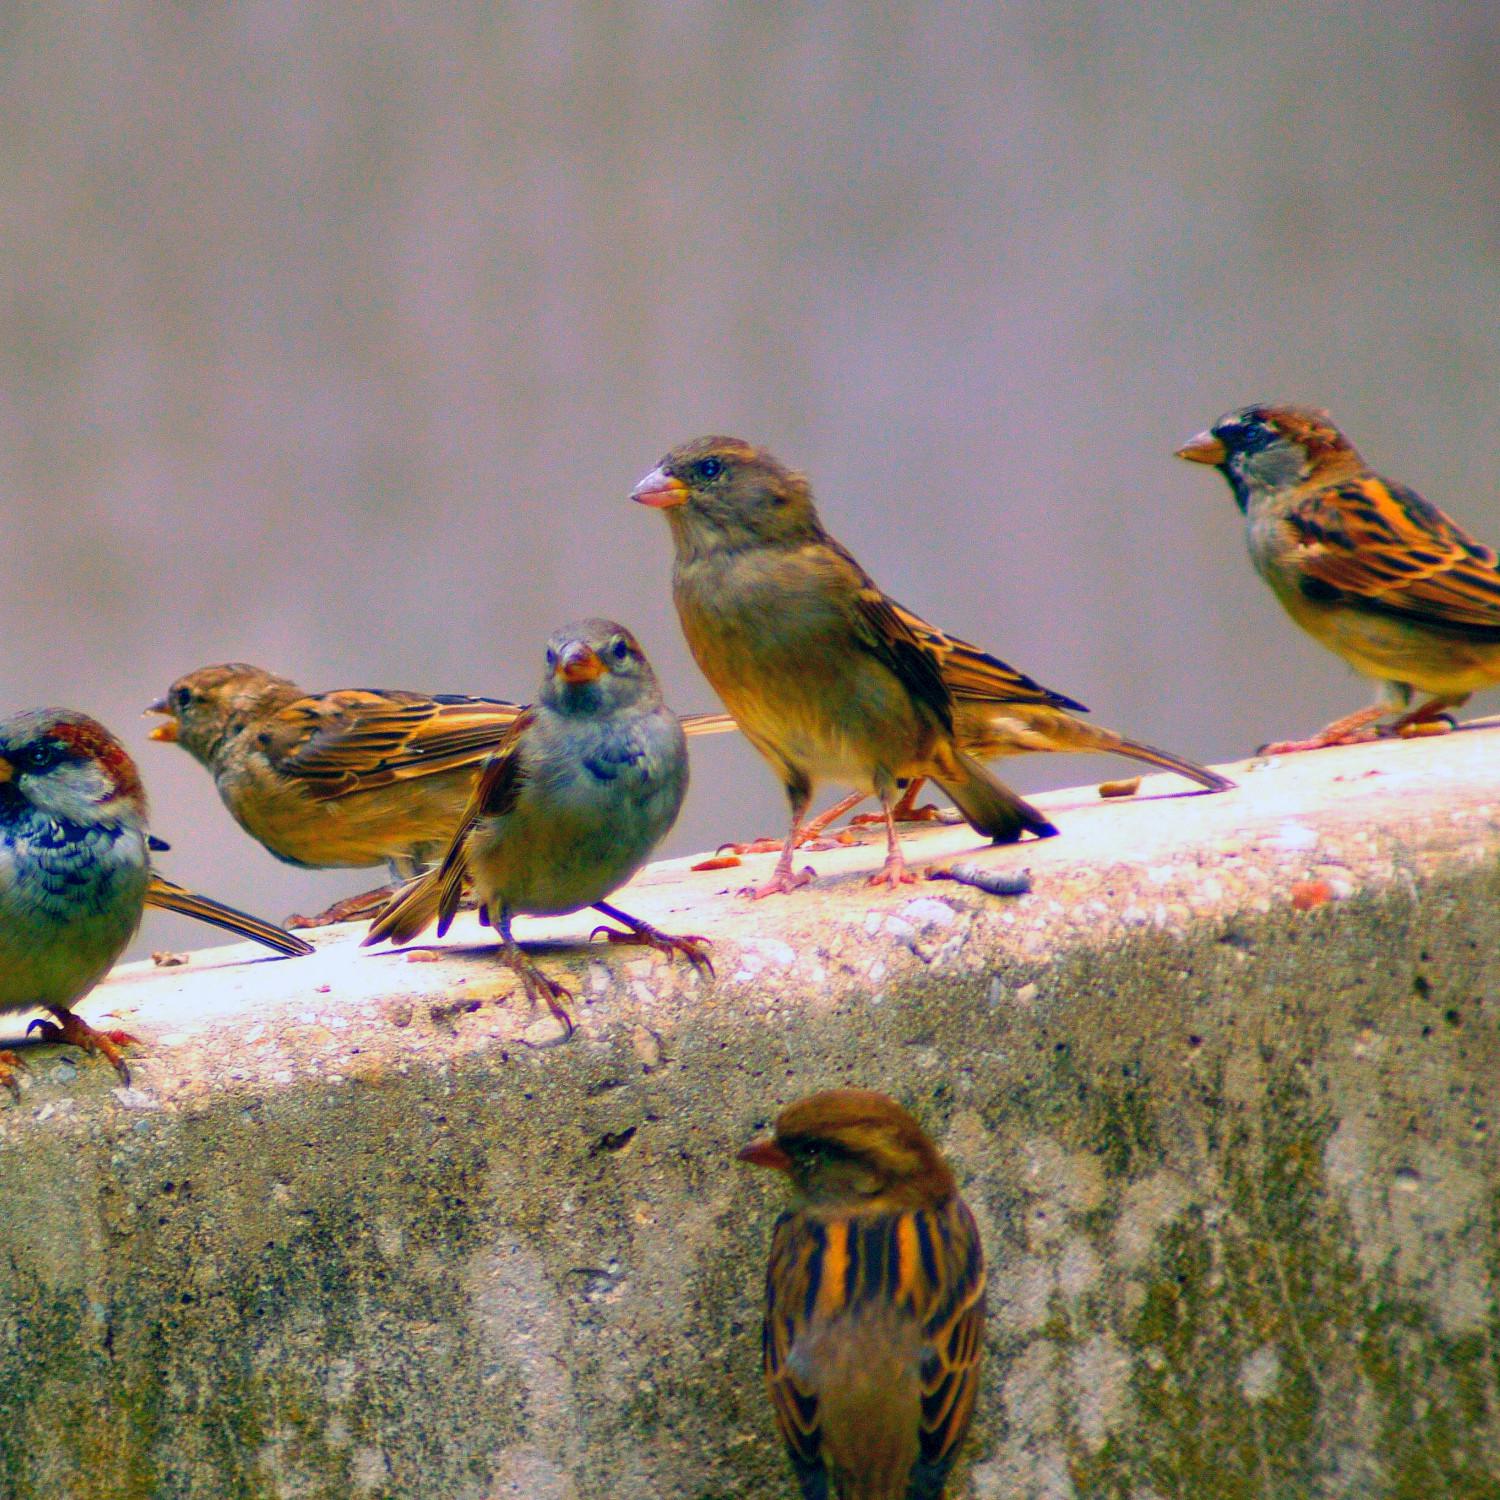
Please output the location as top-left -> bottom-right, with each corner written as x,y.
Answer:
631,466 -> 689,508
0,756 -> 11,784
555,642 -> 606,684
1175,431 -> 1228,466
144,698 -> 179,743
738,1137 -> 793,1172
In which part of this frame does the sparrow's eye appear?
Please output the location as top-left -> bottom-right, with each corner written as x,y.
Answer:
610,637 -> 630,662
172,686 -> 192,711
15,741 -> 61,773
694,456 -> 723,481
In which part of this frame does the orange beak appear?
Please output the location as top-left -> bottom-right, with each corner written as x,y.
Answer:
738,1137 -> 793,1172
631,465 -> 689,508
555,643 -> 606,684
1175,431 -> 1228,465
144,697 -> 179,742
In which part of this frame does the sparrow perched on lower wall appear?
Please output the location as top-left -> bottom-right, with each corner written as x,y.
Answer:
633,438 -> 1231,894
740,1089 -> 986,1500
1177,404 -> 1500,752
0,709 -> 310,1090
363,621 -> 710,1037
146,663 -> 734,925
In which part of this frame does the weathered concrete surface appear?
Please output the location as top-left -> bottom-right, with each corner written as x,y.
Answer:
2,727 -> 1499,1499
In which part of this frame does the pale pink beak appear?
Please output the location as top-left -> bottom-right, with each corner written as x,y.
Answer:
631,466 -> 689,508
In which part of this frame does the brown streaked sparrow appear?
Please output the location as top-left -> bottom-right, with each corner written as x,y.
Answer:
1178,403 -> 1500,752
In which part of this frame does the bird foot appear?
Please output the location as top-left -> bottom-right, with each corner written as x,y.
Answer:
505,953 -> 576,1040
591,922 -> 715,979
850,802 -> 950,827
286,883 -> 405,929
1258,728 -> 1383,755
867,854 -> 917,890
0,1050 -> 26,1100
745,865 -> 816,899
27,1011 -> 138,1085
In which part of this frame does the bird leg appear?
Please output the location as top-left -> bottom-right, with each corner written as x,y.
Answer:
26,1008 -> 138,1085
589,901 -> 714,978
722,791 -> 867,855
868,799 -> 918,890
1259,703 -> 1387,755
0,1050 -> 26,1099
286,882 -> 406,929
496,914 -> 575,1040
747,785 -> 818,899
849,776 -> 952,826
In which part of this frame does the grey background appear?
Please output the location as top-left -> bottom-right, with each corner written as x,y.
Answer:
3,2 -> 1498,952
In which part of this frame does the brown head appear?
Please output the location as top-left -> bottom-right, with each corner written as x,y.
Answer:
631,436 -> 824,561
146,663 -> 303,768
739,1088 -> 957,1214
1175,403 -> 1363,513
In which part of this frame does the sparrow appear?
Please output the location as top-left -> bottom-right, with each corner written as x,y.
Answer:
633,438 -> 1231,895
363,621 -> 711,1036
0,709 -> 311,1091
740,1089 -> 986,1500
146,663 -> 735,926
1177,404 -> 1500,752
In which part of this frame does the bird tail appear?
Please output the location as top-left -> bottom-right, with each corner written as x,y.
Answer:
932,752 -> 1058,844
961,703 -> 1234,792
362,868 -> 445,947
1093,731 -> 1235,792
145,874 -> 314,957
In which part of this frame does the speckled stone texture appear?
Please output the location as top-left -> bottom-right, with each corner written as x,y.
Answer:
1,729 -> 1498,1498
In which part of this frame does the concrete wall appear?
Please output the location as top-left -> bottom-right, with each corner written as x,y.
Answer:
1,731 -> 1497,1498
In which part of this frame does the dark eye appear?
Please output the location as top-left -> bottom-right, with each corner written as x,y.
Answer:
694,457 -> 723,481
545,645 -> 558,666
611,637 -> 630,661
172,685 -> 192,710
16,741 -> 60,773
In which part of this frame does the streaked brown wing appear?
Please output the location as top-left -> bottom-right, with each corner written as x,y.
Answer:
763,1213 -> 825,1483
145,874 -> 314,957
813,538 -> 955,733
889,601 -> 1087,712
431,708 -> 536,936
272,690 -> 526,802
1289,475 -> 1500,636
915,1198 -> 987,1479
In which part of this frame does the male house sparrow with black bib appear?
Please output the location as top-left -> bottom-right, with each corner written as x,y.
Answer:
634,437 -> 1230,895
364,621 -> 710,1036
1178,403 -> 1500,752
741,1089 -> 986,1500
147,663 -> 733,925
0,709 -> 310,1090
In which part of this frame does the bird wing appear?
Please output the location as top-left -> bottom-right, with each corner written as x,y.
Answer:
1286,475 -> 1500,635
812,539 -> 956,734
145,874 -> 313,957
762,1199 -> 986,1498
361,708 -> 536,947
887,601 -> 1088,712
431,707 -> 536,936
271,690 -> 734,803
913,1198 -> 987,1487
264,690 -> 527,801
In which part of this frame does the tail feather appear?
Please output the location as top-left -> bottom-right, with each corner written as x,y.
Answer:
1078,727 -> 1234,791
932,753 -> 1058,845
145,874 -> 314,957
363,869 -> 445,947
959,702 -> 1234,792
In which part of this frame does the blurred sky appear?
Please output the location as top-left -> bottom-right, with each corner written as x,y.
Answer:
2,1 -> 1498,955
